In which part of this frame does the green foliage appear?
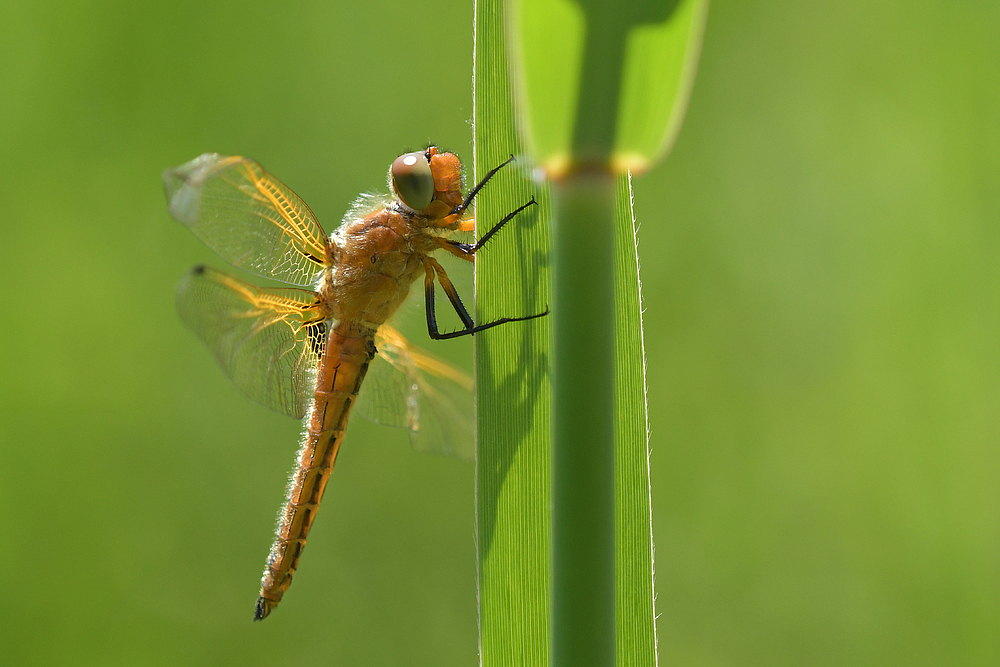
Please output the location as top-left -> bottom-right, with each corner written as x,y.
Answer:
510,0 -> 709,173
475,0 -> 707,665
474,2 -> 553,663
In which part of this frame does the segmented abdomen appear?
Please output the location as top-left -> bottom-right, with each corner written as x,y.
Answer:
254,327 -> 374,620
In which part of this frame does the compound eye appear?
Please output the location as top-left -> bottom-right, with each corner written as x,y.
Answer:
391,151 -> 434,211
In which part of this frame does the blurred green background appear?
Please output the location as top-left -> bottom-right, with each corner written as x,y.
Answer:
1,0 -> 997,664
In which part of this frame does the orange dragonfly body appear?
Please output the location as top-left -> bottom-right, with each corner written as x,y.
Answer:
164,147 -> 541,620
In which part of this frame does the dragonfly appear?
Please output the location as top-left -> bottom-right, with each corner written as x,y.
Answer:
163,146 -> 545,620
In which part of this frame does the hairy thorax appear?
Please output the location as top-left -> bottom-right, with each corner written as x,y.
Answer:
321,206 -> 440,328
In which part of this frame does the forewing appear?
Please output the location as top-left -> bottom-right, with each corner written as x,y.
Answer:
177,266 -> 326,418
164,154 -> 329,286
356,326 -> 474,460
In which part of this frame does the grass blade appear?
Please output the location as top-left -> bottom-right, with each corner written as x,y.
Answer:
474,1 -> 553,664
475,0 -> 705,664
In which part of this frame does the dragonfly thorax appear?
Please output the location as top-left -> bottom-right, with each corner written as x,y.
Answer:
324,207 -> 434,326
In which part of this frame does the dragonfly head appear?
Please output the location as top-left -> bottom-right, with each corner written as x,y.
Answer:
390,146 -> 463,218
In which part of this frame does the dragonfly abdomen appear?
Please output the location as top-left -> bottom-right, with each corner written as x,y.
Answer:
254,328 -> 375,621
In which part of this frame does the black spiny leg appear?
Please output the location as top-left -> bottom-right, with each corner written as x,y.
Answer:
449,154 -> 516,216
428,155 -> 547,339
424,258 -> 548,341
446,197 -> 537,259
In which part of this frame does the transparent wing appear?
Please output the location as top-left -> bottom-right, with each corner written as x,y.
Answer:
164,154 -> 330,287
356,326 -> 475,460
177,266 -> 327,418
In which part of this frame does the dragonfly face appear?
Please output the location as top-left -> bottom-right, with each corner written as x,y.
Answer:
164,146 -> 544,620
391,146 -> 463,214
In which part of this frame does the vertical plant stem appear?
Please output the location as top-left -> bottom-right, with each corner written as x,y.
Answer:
551,172 -> 617,666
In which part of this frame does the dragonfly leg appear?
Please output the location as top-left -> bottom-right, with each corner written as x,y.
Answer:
449,154 -> 516,216
424,258 -> 548,340
440,197 -> 538,260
